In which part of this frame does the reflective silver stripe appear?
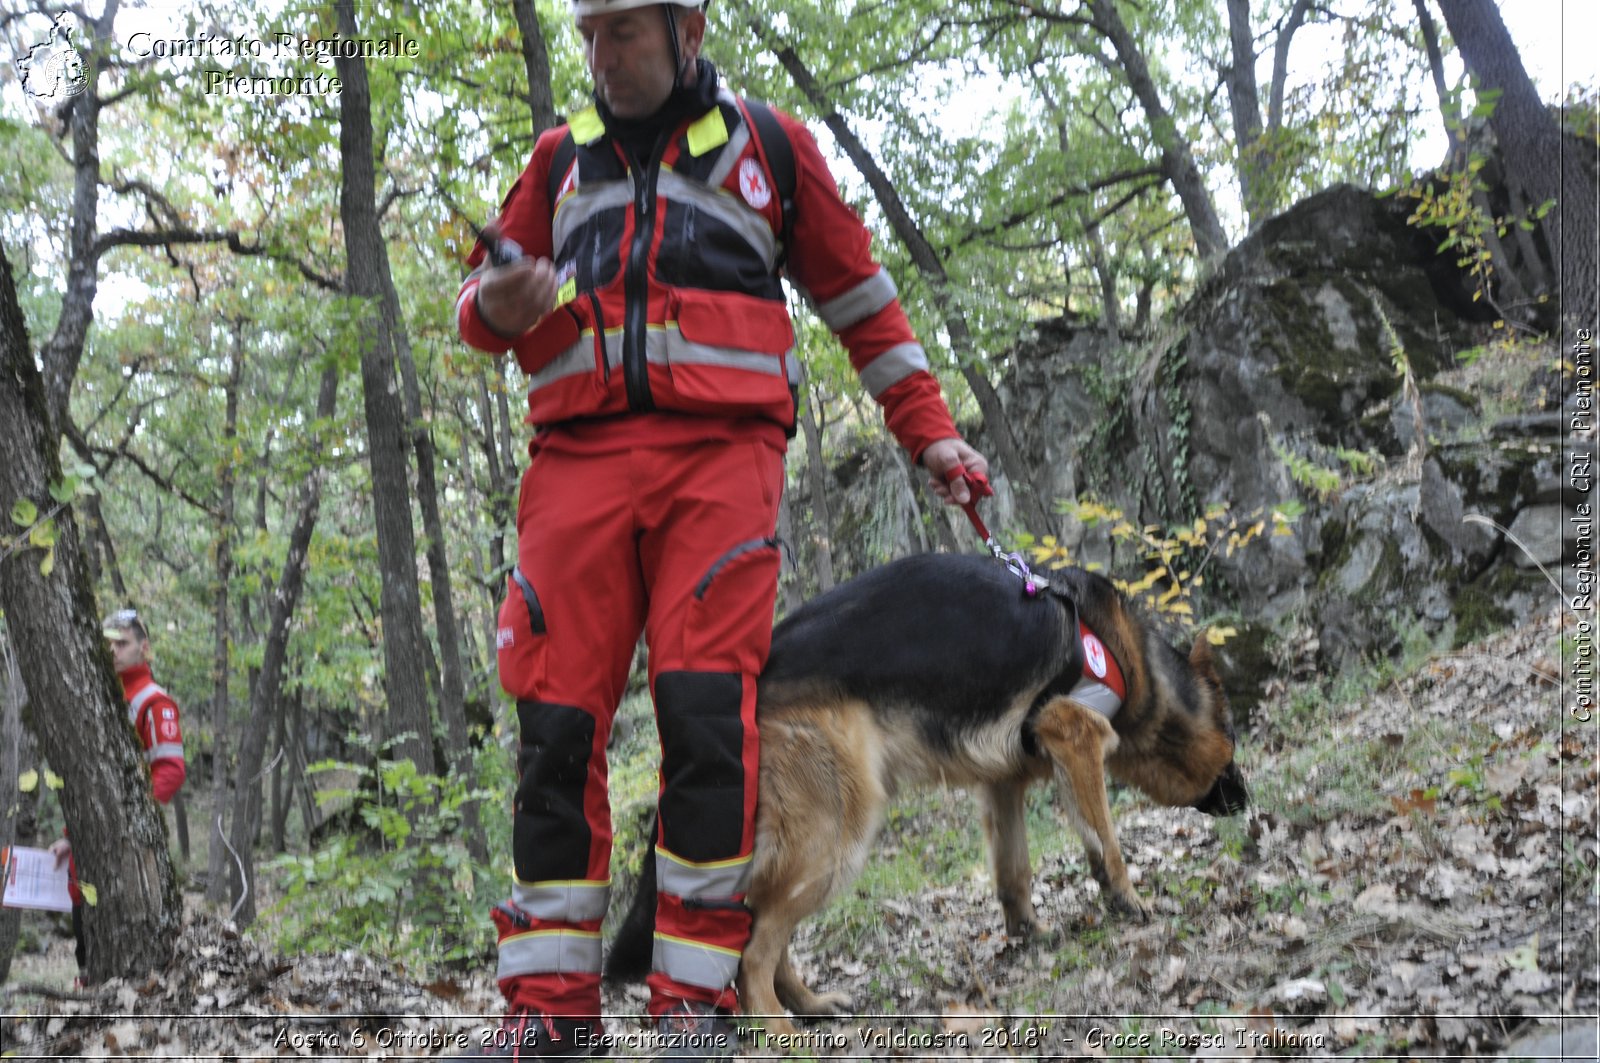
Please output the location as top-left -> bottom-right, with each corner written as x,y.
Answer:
146,742 -> 184,762
657,170 -> 778,273
528,322 -> 799,397
652,934 -> 740,991
128,683 -> 166,713
127,683 -> 167,726
527,335 -> 599,390
1068,678 -> 1123,720
647,326 -> 791,378
655,849 -> 751,900
858,342 -> 929,398
511,879 -> 611,923
497,930 -> 603,978
703,119 -> 753,190
552,180 -> 632,259
816,268 -> 898,331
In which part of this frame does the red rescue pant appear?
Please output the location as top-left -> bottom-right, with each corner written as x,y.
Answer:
492,435 -> 783,1017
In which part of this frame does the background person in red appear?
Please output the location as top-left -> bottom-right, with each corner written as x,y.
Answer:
49,608 -> 186,984
455,1 -> 988,1057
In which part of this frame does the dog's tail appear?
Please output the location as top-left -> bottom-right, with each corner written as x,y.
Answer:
602,810 -> 657,984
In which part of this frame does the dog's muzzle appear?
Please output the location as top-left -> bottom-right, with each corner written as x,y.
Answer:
1192,760 -> 1248,816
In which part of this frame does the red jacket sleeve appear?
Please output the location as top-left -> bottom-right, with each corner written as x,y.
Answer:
150,758 -> 186,805
457,128 -> 565,358
137,694 -> 186,805
775,111 -> 960,463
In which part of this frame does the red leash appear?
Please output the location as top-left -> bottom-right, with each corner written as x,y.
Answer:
944,465 -> 1040,594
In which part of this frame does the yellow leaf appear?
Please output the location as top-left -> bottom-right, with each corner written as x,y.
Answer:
1166,602 -> 1194,616
1206,625 -> 1238,646
18,770 -> 38,793
79,882 -> 98,907
44,769 -> 63,791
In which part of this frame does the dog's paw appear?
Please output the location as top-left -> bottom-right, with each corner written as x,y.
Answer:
1003,912 -> 1054,943
1108,890 -> 1150,923
803,990 -> 854,1017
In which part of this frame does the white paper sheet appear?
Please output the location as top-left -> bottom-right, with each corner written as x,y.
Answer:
1,845 -> 75,912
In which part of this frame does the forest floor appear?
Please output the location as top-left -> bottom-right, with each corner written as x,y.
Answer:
2,602 -> 1595,1060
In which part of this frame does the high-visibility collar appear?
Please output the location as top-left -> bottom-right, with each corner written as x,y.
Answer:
120,663 -> 163,724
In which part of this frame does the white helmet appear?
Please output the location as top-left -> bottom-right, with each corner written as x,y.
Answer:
570,0 -> 704,15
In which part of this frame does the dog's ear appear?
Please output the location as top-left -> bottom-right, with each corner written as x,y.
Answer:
1188,633 -> 1215,671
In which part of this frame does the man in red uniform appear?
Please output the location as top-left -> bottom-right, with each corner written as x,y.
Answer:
455,2 -> 988,1057
50,608 -> 186,983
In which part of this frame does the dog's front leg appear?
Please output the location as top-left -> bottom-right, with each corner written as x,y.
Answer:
981,779 -> 1048,939
1032,698 -> 1149,921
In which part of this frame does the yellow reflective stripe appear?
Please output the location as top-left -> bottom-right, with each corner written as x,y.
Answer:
511,879 -> 611,923
656,848 -> 751,900
686,106 -> 730,157
652,933 -> 740,990
498,929 -> 603,978
568,106 -> 605,145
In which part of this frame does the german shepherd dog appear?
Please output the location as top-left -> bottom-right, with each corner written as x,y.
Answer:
609,552 -> 1247,1034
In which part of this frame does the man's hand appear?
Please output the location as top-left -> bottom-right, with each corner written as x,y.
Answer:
921,438 -> 991,506
49,838 -> 71,869
475,256 -> 559,338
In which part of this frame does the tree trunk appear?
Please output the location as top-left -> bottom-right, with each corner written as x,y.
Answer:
1080,210 -> 1122,336
1267,0 -> 1314,133
765,38 -> 1059,539
223,365 -> 339,925
1223,0 -> 1267,230
203,352 -> 242,905
1437,0 -> 1599,327
774,494 -> 804,614
270,688 -> 287,854
0,241 -> 180,982
1088,0 -> 1229,259
335,0 -> 437,778
510,0 -> 559,137
1413,0 -> 1458,156
0,626 -> 31,981
393,333 -> 486,862
797,372 -> 836,593
41,1 -> 120,430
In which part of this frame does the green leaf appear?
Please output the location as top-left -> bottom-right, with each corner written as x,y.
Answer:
38,547 -> 54,578
44,769 -> 63,790
9,499 -> 36,527
29,520 -> 56,549
18,770 -> 38,793
79,882 -> 98,907
48,479 -> 76,505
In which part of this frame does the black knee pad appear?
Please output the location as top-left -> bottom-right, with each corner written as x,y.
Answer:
514,700 -> 598,881
654,671 -> 746,863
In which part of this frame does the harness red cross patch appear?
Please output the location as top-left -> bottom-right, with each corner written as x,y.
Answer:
1084,633 -> 1109,679
738,157 -> 771,209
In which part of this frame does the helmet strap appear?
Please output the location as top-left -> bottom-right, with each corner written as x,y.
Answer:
663,3 -> 690,84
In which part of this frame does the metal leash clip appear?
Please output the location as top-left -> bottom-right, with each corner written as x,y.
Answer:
952,466 -> 1040,597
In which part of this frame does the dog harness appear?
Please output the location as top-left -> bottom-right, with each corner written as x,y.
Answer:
1068,621 -> 1127,718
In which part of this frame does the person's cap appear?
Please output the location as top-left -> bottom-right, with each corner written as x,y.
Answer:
102,608 -> 147,640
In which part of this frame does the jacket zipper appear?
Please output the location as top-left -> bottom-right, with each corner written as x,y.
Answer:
586,291 -> 609,382
623,139 -> 666,412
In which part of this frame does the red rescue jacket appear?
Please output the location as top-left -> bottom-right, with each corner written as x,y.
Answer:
122,663 -> 186,804
458,67 -> 958,461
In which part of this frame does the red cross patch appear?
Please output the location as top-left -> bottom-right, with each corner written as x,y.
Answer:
738,157 -> 771,209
